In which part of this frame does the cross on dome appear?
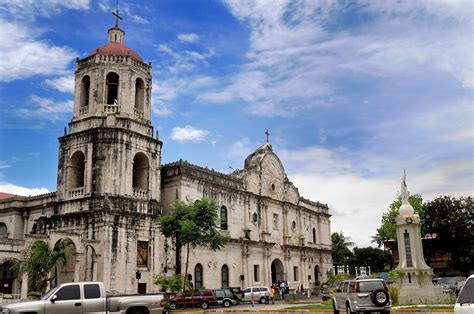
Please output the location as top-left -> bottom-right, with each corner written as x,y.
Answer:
112,8 -> 122,28
265,129 -> 270,143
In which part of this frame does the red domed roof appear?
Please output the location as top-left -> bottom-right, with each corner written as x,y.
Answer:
88,42 -> 143,62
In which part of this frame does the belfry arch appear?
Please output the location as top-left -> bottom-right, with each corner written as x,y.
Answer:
68,151 -> 85,189
132,152 -> 149,191
80,75 -> 90,108
134,77 -> 145,111
106,72 -> 119,104
271,258 -> 284,284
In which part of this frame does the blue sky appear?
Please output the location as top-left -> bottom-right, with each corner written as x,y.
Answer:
0,0 -> 472,247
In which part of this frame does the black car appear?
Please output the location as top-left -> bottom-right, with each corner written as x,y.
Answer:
214,288 -> 240,307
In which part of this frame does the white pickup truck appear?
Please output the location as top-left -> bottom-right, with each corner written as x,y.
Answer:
0,282 -> 164,314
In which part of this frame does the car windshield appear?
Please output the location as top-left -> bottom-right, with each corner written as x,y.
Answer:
41,286 -> 60,300
457,279 -> 474,304
438,277 -> 462,285
358,281 -> 384,292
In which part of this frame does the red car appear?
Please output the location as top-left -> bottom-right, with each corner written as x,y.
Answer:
160,289 -> 217,309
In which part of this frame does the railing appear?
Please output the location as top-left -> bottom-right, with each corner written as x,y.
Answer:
0,293 -> 21,300
69,187 -> 84,198
79,106 -> 89,115
104,105 -> 120,113
134,109 -> 144,119
133,188 -> 148,198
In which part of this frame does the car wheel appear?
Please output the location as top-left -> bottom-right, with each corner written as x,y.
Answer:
259,296 -> 266,304
332,301 -> 339,314
200,301 -> 209,309
371,289 -> 389,307
223,299 -> 231,307
346,305 -> 355,314
169,301 -> 177,310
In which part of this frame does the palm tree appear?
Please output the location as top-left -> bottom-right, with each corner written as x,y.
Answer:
14,239 -> 73,293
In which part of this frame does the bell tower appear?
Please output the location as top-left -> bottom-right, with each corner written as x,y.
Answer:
56,10 -> 161,204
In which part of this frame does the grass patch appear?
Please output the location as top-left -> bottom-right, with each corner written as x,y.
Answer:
397,305 -> 454,310
285,302 -> 333,310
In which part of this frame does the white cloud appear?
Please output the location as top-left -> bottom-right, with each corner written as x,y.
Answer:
213,1 -> 473,116
170,126 -> 209,143
45,75 -> 75,93
122,3 -> 149,25
0,183 -> 49,196
178,33 -> 200,43
156,44 -> 215,73
16,95 -> 72,121
0,161 -> 11,169
0,0 -> 90,19
0,19 -> 76,82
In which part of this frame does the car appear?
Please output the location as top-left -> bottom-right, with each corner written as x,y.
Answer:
435,276 -> 466,294
322,281 -> 340,301
332,276 -> 391,314
241,286 -> 270,304
214,288 -> 240,307
162,289 -> 217,310
454,274 -> 474,314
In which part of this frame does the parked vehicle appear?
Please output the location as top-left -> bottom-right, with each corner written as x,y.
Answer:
454,274 -> 474,314
241,286 -> 269,304
161,289 -> 217,310
332,276 -> 391,314
213,288 -> 240,307
0,281 -> 164,314
435,276 -> 466,294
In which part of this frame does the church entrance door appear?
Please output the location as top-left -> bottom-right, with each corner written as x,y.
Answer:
271,259 -> 284,284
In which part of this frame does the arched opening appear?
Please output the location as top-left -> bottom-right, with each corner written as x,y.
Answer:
80,75 -> 90,108
0,223 -> 8,238
54,238 -> 76,285
134,78 -> 145,111
194,263 -> 203,290
106,72 -> 119,105
68,151 -> 85,189
271,259 -> 284,284
220,206 -> 228,230
0,260 -> 18,294
314,265 -> 320,284
132,153 -> 149,191
221,265 -> 229,288
312,228 -> 316,243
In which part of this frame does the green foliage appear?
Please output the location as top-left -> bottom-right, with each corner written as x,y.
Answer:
154,274 -> 183,294
373,194 -> 423,247
157,198 -> 230,291
389,286 -> 399,306
422,196 -> 473,276
286,293 -> 297,304
331,232 -> 354,266
14,239 -> 73,293
352,247 -> 391,272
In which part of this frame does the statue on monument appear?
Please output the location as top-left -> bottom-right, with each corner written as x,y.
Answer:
401,169 -> 409,204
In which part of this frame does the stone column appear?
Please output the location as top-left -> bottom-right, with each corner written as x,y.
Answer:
74,256 -> 81,282
20,272 -> 28,299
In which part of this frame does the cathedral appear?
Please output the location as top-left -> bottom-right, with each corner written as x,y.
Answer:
0,14 -> 332,297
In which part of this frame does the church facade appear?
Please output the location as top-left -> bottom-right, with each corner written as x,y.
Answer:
0,17 -> 332,297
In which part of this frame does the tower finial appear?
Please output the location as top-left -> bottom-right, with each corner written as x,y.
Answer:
265,129 -> 270,143
112,7 -> 122,28
401,169 -> 409,204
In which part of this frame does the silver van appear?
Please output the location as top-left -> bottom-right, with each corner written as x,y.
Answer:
332,276 -> 391,314
241,286 -> 270,304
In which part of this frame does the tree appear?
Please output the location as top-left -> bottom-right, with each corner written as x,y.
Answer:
422,196 -> 473,275
352,247 -> 391,273
331,232 -> 354,266
372,194 -> 423,247
157,198 -> 229,292
14,239 -> 73,293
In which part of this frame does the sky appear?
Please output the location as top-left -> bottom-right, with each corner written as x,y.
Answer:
0,0 -> 472,248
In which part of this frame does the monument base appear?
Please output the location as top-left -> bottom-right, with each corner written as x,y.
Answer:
398,284 -> 450,305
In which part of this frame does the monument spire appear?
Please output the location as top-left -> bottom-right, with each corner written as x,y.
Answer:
401,169 -> 409,204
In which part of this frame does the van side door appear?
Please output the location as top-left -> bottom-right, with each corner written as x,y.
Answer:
44,284 -> 82,314
83,283 -> 106,313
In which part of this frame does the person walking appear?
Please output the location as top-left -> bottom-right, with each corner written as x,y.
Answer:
279,281 -> 285,300
269,285 -> 276,304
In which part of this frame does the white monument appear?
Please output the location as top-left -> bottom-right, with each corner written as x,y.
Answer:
394,171 -> 448,304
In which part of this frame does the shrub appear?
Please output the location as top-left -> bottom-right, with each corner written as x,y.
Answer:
389,286 -> 399,306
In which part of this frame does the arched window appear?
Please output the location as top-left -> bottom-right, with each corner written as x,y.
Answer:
221,264 -> 229,288
194,264 -> 203,290
312,228 -> 316,243
220,206 -> 228,230
134,78 -> 145,111
132,153 -> 149,190
0,223 -> 7,238
69,151 -> 85,189
106,72 -> 119,105
80,75 -> 90,108
314,265 -> 320,283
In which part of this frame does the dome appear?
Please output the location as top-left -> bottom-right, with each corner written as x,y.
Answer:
399,203 -> 414,216
88,42 -> 143,62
